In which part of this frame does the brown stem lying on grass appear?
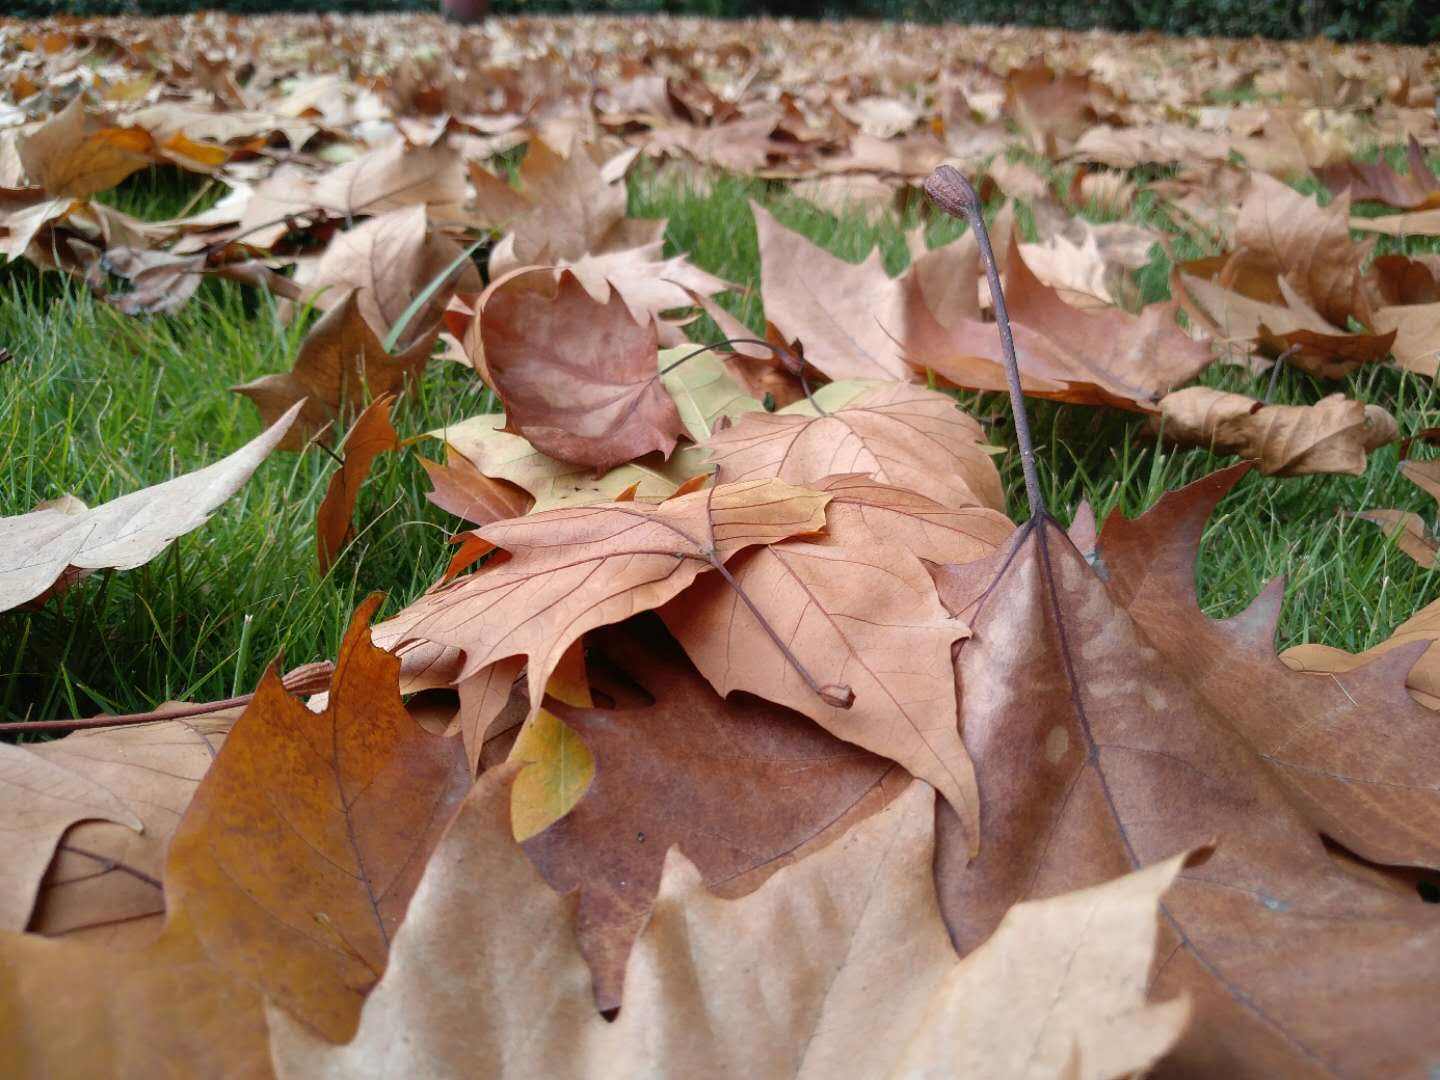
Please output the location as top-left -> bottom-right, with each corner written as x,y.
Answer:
923,164 -> 1045,521
0,660 -> 335,734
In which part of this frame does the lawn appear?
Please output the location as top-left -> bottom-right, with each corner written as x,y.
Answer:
3,150 -> 1439,726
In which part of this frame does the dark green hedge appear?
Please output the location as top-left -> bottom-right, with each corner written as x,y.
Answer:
6,0 -> 1438,44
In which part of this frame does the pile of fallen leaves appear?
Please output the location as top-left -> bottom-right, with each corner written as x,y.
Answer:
3,12 -> 1440,1078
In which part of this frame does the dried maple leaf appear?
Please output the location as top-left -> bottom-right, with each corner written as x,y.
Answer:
657,343 -> 764,441
379,478 -> 831,737
25,709 -> 239,950
1351,457 -> 1440,569
930,478 -> 1440,1076
480,268 -> 686,470
1282,594 -> 1440,710
0,401 -> 300,613
809,473 -> 1014,563
268,771 -> 1190,1079
1318,136 -> 1440,210
1373,299 -> 1440,377
315,393 -> 399,574
165,595 -> 470,1043
1148,387 -> 1397,476
293,205 -> 482,351
233,293 -> 432,450
0,743 -> 142,932
703,382 -> 1005,512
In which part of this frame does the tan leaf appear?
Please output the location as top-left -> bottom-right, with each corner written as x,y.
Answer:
1318,136 -> 1440,210
18,97 -> 154,199
0,402 -> 300,612
0,744 -> 142,931
165,596 -> 471,1042
703,382 -> 1005,512
377,479 -> 830,736
268,772 -> 1190,1080
1149,387 -> 1397,476
418,445 -> 533,526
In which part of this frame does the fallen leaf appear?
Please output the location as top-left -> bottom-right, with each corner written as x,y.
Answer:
658,343 -> 765,441
315,393 -> 399,574
480,268 -> 685,471
1282,594 -> 1440,710
1149,387 -> 1397,476
418,445 -> 533,526
234,292 -> 432,450
267,771 -> 1190,1080
931,484 -> 1440,1075
1318,136 -> 1440,210
0,743 -> 142,931
25,709 -> 239,949
0,401 -> 300,613
18,97 -> 153,199
379,478 -> 831,741
703,382 -> 1005,512
507,640 -> 595,841
165,595 -> 471,1042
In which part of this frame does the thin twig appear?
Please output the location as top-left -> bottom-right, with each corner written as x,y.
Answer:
1264,343 -> 1302,404
923,165 -> 1046,520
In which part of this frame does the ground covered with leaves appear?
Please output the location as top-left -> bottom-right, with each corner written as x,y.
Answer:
2,12 -> 1440,1078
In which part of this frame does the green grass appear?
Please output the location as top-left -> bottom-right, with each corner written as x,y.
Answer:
4,156 -> 1440,725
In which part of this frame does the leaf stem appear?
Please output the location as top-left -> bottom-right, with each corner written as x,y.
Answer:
923,165 -> 1045,520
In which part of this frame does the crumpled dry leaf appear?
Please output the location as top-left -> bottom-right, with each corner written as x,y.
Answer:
267,770 -> 1191,1080
0,401 -> 300,613
1149,387 -> 1397,476
931,478 -> 1440,1076
165,595 -> 470,1043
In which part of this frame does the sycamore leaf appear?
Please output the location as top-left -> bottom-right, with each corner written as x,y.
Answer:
930,481 -> 1440,1075
378,479 -> 831,734
1149,387 -> 1397,476
267,772 -> 1191,1080
315,393 -> 399,574
0,744 -> 143,931
507,640 -> 595,842
234,292 -> 432,450
0,401 -> 300,613
703,382 -> 1005,512
1317,136 -> 1440,211
810,473 -> 1014,562
25,709 -> 239,949
481,269 -> 686,471
165,595 -> 470,1043
657,344 -> 764,441
1282,594 -> 1440,710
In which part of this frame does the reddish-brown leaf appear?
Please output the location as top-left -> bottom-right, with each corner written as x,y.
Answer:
315,393 -> 399,574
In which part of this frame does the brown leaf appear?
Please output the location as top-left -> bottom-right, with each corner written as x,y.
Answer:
268,770 -> 1190,1079
0,910 -> 270,1077
809,473 -> 1014,562
0,401 -> 300,612
518,616 -> 907,1009
480,268 -> 685,470
703,382 -> 1005,512
315,393 -> 400,574
1373,300 -> 1440,377
25,709 -> 239,949
0,744 -> 142,932
1149,387 -> 1397,476
1093,468 -> 1440,869
1282,594 -> 1440,710
293,205 -> 482,351
234,292 -> 432,450
1318,136 -> 1440,210
18,97 -> 154,199
165,595 -> 471,1042
418,445 -> 533,526
931,484 -> 1440,1075
378,478 -> 831,733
